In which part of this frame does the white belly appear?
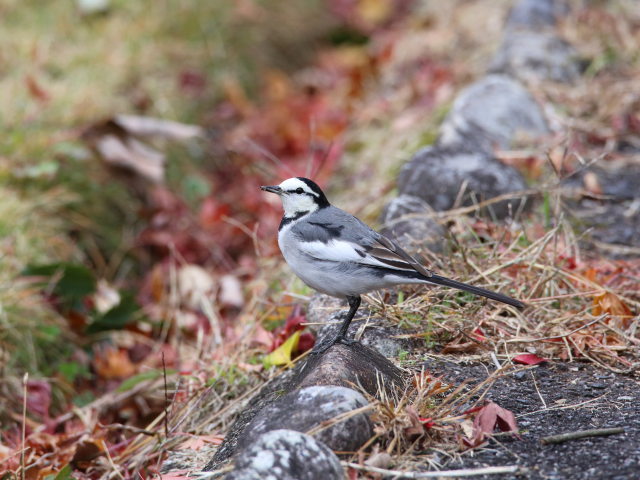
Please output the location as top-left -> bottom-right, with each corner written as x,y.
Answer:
277,224 -> 421,298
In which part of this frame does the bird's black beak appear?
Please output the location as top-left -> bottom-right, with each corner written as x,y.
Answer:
261,185 -> 282,195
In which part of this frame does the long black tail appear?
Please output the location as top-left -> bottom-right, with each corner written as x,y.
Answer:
428,273 -> 526,309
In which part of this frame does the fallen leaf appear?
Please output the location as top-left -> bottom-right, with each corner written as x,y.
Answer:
93,346 -> 136,379
93,279 -> 121,313
26,380 -> 52,420
177,434 -> 224,450
219,274 -> 244,309
593,291 -> 633,322
71,439 -> 104,471
583,171 -> 602,195
25,74 -> 50,102
114,114 -> 204,141
465,401 -> 519,447
178,265 -> 215,310
83,119 -> 168,184
263,330 -> 301,367
512,353 -> 548,365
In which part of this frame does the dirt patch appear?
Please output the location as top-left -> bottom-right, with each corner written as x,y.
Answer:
428,360 -> 640,479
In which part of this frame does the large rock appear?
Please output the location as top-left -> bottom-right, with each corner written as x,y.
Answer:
438,75 -> 549,153
490,31 -> 580,84
205,341 -> 405,470
398,146 -> 528,218
505,0 -> 569,30
380,194 -> 445,254
237,386 -> 372,453
300,342 -> 406,396
315,312 -> 420,358
562,163 -> 640,254
225,430 -> 343,480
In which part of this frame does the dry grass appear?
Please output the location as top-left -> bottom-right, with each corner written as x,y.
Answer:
3,0 -> 640,477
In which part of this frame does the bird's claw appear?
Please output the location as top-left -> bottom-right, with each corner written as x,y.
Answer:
311,335 -> 358,355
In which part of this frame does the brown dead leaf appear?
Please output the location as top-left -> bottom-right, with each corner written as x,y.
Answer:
83,119 -> 165,184
71,439 -> 104,471
177,264 -> 215,310
465,401 -> 519,448
114,115 -> 204,141
593,291 -> 633,328
25,74 -> 50,102
93,346 -> 136,379
177,434 -> 224,451
583,171 -> 602,195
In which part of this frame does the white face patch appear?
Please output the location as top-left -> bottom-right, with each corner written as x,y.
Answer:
277,178 -> 320,217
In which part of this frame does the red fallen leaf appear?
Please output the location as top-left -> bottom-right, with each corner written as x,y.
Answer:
270,305 -> 312,352
512,353 -> 548,366
472,327 -> 486,341
419,417 -> 435,429
25,74 -> 50,102
465,401 -> 519,448
199,197 -> 231,229
297,332 -> 316,353
26,380 -> 52,421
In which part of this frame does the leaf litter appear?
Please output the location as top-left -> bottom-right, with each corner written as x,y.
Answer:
3,0 -> 640,478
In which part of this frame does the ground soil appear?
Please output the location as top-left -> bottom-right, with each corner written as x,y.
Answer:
428,360 -> 640,479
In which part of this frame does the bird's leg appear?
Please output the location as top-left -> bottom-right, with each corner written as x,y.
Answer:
313,295 -> 361,354
336,295 -> 361,343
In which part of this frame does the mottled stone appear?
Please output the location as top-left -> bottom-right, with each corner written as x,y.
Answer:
225,430 -> 343,480
315,312 -> 419,359
238,386 -> 372,453
205,339 -> 405,470
380,194 -> 445,254
505,0 -> 569,29
490,31 -> 580,83
300,342 -> 406,397
562,163 -> 640,253
438,75 -> 549,153
398,146 -> 528,218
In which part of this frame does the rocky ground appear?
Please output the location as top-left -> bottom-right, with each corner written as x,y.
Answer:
160,0 -> 640,478
433,361 -> 640,480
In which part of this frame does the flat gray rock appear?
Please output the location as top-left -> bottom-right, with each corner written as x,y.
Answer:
438,74 -> 549,153
238,385 -> 372,453
225,429 -> 343,480
398,146 -> 528,218
380,194 -> 445,254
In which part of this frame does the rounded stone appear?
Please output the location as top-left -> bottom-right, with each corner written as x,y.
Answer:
238,385 -> 373,453
226,429 -> 343,480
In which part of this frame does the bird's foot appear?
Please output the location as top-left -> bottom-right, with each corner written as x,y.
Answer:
311,335 -> 358,355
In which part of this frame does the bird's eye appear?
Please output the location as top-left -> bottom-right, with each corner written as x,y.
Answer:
295,188 -> 304,194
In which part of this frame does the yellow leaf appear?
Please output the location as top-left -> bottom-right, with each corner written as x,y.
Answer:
263,331 -> 301,368
357,0 -> 392,25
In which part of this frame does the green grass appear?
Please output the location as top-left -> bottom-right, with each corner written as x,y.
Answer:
0,0 -> 334,384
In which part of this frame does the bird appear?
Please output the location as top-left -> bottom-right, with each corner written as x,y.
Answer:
261,177 -> 525,352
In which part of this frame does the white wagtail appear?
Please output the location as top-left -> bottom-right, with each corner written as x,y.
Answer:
261,177 -> 525,350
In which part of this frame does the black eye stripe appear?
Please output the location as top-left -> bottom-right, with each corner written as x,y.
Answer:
286,187 -> 317,196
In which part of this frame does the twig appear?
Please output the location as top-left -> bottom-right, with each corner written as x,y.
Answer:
343,462 -> 522,478
101,438 -> 125,480
21,373 -> 27,480
162,352 -> 170,439
541,427 -> 625,445
530,371 -> 547,409
504,314 -> 605,343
